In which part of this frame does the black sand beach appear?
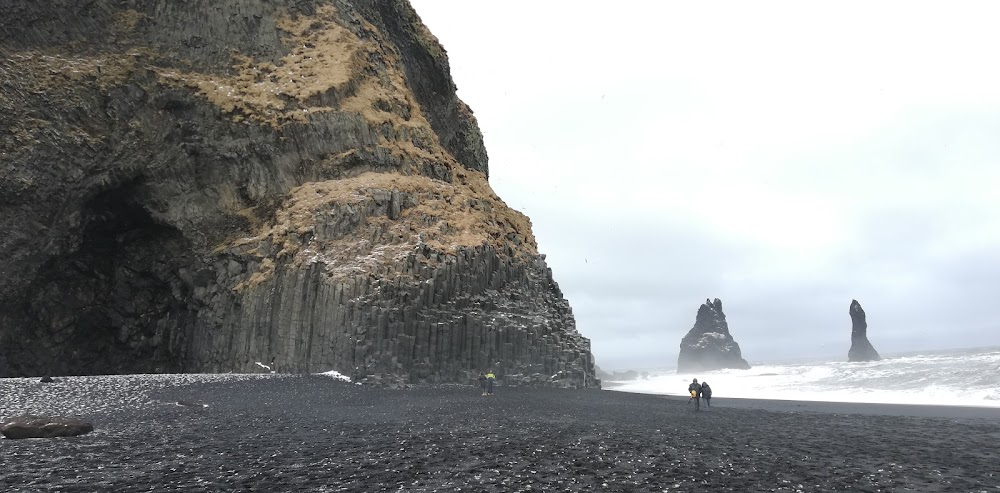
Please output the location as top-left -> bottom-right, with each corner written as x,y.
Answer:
2,375 -> 999,492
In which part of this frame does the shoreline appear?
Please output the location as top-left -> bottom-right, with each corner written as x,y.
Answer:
635,391 -> 1000,420
5,372 -> 999,420
5,372 -> 998,420
604,385 -> 1000,419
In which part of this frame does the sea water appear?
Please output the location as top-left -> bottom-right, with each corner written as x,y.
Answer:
608,346 -> 1000,407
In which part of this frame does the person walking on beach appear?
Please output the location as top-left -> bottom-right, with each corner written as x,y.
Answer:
485,369 -> 496,396
688,378 -> 702,410
478,372 -> 488,396
700,381 -> 712,408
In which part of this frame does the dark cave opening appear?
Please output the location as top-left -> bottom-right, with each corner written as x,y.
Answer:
15,181 -> 199,376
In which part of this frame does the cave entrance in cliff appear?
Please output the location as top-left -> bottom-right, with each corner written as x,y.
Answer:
22,180 -> 195,375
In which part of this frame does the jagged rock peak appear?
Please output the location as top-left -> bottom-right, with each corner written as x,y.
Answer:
677,298 -> 751,373
848,299 -> 881,362
0,0 -> 597,388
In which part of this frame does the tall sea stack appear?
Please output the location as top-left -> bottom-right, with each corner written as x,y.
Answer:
677,298 -> 750,373
848,300 -> 881,362
0,0 -> 596,387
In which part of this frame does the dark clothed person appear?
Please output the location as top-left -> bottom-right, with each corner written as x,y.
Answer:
478,372 -> 487,396
688,378 -> 702,410
688,380 -> 702,399
701,382 -> 713,408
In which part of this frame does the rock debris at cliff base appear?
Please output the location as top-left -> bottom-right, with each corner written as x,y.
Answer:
2,375 -> 998,491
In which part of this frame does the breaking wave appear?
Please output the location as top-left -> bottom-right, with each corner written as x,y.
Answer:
609,346 -> 1000,407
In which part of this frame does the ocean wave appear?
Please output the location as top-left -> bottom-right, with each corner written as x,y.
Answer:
611,347 -> 1000,408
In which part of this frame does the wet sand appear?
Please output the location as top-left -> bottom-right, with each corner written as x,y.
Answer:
2,375 -> 999,491
716,394 -> 1000,420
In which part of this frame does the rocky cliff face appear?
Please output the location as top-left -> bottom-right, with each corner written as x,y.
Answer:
677,298 -> 750,373
0,0 -> 597,388
848,300 -> 880,362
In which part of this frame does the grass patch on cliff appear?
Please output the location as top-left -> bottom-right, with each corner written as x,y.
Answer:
157,4 -> 433,139
113,9 -> 148,33
157,5 -> 357,126
2,51 -> 145,95
1,3 -> 540,295
232,170 -> 537,288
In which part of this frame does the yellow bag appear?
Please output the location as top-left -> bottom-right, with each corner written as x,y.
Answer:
690,390 -> 697,398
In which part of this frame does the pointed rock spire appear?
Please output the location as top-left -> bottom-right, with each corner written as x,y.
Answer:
677,298 -> 751,372
848,300 -> 881,362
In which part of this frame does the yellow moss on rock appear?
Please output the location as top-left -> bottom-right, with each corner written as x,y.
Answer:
112,9 -> 147,34
240,258 -> 276,290
232,170 -> 537,286
157,5 -> 360,126
157,3 -> 433,138
3,52 -> 143,94
0,2 -> 540,293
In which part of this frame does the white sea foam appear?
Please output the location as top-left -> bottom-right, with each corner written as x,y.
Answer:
317,370 -> 352,382
608,346 -> 1000,408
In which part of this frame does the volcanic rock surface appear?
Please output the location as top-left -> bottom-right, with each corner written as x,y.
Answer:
848,300 -> 881,362
677,298 -> 751,373
3,374 -> 999,491
1,415 -> 94,439
0,0 -> 596,387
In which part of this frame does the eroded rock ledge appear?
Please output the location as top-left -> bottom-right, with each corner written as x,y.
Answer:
0,0 -> 596,388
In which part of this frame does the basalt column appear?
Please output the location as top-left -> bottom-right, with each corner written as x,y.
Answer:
0,0 -> 597,387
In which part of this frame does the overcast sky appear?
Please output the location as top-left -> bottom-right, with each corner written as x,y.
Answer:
409,1 -> 1000,370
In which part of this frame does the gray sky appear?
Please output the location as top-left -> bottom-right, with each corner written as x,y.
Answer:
409,0 -> 1000,370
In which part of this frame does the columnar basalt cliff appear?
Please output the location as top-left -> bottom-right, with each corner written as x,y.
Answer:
0,0 -> 597,388
677,298 -> 751,373
848,300 -> 880,362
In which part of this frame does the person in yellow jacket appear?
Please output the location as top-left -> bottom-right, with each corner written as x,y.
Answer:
687,378 -> 702,411
485,370 -> 496,396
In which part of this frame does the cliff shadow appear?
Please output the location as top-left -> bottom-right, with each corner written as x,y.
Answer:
2,179 -> 199,376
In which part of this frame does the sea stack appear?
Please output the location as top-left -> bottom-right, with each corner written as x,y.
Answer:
848,300 -> 881,362
0,0 -> 596,388
677,298 -> 751,373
